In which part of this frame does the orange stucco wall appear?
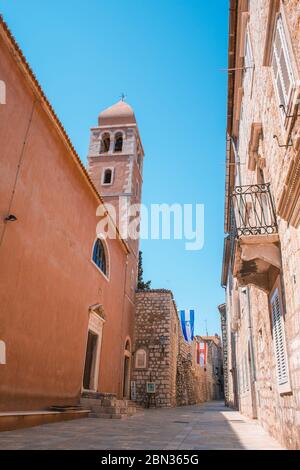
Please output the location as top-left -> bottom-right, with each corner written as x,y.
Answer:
0,27 -> 132,411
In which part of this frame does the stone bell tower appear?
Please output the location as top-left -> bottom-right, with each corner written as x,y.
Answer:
87,98 -> 145,293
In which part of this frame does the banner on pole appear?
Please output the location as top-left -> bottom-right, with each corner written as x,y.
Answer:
179,309 -> 195,342
196,340 -> 207,366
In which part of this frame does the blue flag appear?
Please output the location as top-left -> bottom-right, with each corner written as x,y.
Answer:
179,309 -> 195,342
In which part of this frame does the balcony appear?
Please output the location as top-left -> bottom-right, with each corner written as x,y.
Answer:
230,183 -> 281,292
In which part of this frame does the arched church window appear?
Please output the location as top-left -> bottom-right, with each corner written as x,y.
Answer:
92,238 -> 107,275
114,132 -> 123,152
100,133 -> 110,153
102,168 -> 113,185
135,349 -> 147,369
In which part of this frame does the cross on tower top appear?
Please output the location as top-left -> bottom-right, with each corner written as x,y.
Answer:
120,92 -> 126,102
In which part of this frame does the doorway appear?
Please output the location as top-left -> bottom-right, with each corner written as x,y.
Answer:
248,342 -> 258,418
123,356 -> 130,398
122,339 -> 131,398
83,330 -> 98,390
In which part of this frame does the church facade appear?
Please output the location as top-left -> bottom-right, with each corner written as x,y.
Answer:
0,17 -> 138,413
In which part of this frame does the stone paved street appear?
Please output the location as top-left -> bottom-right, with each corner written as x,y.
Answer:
0,401 -> 284,450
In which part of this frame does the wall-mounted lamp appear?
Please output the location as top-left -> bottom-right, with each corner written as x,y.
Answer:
4,214 -> 17,223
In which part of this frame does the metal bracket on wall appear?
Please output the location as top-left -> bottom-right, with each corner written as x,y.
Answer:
273,134 -> 293,149
279,103 -> 300,119
220,66 -> 255,74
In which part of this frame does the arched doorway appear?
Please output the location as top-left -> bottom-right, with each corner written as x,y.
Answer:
123,339 -> 131,398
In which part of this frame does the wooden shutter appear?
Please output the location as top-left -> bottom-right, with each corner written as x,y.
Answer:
270,288 -> 289,386
271,15 -> 294,108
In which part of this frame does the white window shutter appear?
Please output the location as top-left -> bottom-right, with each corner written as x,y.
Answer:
244,32 -> 253,70
271,288 -> 289,387
271,15 -> 295,109
243,31 -> 253,89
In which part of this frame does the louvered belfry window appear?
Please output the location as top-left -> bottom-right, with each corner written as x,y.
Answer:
270,288 -> 289,387
271,15 -> 295,110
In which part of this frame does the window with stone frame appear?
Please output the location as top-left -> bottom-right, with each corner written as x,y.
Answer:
102,168 -> 113,185
135,348 -> 147,369
271,15 -> 295,116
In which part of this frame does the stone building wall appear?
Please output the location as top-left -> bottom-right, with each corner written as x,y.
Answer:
200,336 -> 224,401
222,0 -> 300,449
176,336 -> 195,406
237,0 -> 300,449
176,336 -> 215,406
218,304 -> 229,406
132,290 -> 178,407
133,290 -> 222,408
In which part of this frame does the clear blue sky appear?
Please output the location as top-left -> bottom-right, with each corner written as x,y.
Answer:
0,0 -> 228,336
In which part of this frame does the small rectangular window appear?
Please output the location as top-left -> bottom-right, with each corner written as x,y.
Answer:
102,168 -> 114,185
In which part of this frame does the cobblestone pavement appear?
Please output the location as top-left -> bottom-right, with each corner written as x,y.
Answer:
0,401 -> 284,450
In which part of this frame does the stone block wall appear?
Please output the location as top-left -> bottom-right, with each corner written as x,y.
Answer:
132,290 -> 178,407
133,289 -> 223,408
176,336 -> 195,406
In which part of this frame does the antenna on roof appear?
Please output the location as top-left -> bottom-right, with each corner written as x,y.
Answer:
120,92 -> 126,102
205,319 -> 208,336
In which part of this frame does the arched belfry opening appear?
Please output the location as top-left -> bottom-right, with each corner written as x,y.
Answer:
100,133 -> 110,153
114,132 -> 123,152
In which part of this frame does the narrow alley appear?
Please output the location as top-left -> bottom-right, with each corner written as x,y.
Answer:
0,402 -> 284,450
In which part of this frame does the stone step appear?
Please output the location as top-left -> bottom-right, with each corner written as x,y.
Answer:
128,401 -> 144,411
80,394 -> 140,419
90,412 -> 127,419
48,405 -> 86,412
0,409 -> 90,432
93,406 -> 128,414
81,391 -> 117,401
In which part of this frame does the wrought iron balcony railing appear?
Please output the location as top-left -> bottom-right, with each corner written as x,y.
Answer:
230,183 -> 278,238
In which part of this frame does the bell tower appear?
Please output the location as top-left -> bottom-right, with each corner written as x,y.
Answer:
87,100 -> 145,399
87,99 -> 144,285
